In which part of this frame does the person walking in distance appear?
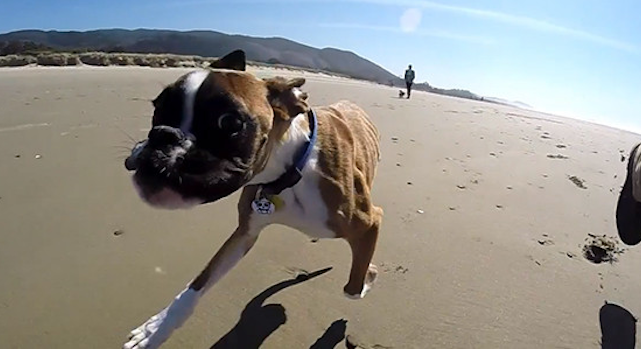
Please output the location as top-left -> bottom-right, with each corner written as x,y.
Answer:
404,64 -> 415,99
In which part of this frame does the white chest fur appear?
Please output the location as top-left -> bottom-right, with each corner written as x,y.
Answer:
247,115 -> 336,239
267,152 -> 336,239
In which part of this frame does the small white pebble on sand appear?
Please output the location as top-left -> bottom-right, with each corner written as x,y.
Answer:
154,267 -> 165,274
35,154 -> 41,159
417,209 -> 424,214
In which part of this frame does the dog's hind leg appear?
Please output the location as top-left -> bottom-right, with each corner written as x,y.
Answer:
343,206 -> 383,299
124,188 -> 264,349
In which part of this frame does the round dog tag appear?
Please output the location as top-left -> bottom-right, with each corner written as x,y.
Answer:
252,197 -> 275,215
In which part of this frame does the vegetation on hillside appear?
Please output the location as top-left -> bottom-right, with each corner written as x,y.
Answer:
0,30 -> 483,102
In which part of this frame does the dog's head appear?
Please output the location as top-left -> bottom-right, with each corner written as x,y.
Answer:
124,50 -> 310,209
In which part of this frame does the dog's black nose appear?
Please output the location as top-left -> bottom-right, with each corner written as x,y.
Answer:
124,156 -> 137,171
148,126 -> 184,146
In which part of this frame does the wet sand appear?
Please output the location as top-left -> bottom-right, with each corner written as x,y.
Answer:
0,66 -> 640,348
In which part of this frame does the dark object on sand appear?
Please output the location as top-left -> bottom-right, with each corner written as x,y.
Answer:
568,175 -> 587,189
582,234 -> 624,264
600,301 -> 636,349
398,90 -> 405,98
616,143 -> 641,245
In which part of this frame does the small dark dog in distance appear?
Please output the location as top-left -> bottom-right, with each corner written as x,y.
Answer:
398,90 -> 405,98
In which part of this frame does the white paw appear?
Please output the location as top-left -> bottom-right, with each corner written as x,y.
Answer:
124,308 -> 171,349
123,288 -> 199,349
344,264 -> 378,300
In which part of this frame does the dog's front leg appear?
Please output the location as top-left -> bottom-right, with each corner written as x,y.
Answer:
123,224 -> 260,349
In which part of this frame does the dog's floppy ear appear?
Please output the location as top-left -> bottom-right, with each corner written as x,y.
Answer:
210,50 -> 246,71
264,76 -> 310,119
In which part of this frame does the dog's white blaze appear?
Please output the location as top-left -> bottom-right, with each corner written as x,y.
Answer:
249,115 -> 335,239
180,70 -> 209,135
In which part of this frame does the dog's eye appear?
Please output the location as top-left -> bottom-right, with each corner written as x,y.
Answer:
217,113 -> 245,135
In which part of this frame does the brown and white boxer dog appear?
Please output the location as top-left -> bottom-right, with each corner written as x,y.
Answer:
123,50 -> 383,349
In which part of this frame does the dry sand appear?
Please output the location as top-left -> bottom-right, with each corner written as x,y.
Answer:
1,66 -> 640,348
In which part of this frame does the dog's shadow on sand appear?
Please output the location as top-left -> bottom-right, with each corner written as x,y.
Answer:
211,266 -> 349,349
600,301 -> 637,349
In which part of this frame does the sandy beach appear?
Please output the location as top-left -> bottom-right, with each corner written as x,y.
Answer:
1,66 -> 641,348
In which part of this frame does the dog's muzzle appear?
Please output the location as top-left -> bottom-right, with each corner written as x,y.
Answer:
125,126 -> 189,172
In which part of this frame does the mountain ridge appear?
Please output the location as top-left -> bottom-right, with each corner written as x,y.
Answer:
0,28 -> 487,101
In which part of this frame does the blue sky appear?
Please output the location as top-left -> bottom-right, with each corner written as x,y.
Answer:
2,0 -> 640,132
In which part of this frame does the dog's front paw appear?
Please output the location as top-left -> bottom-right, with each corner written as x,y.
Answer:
124,308 -> 173,349
344,264 -> 378,300
123,289 -> 199,349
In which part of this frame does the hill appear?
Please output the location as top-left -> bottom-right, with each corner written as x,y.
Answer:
0,29 -> 401,83
484,97 -> 534,109
0,28 -> 482,101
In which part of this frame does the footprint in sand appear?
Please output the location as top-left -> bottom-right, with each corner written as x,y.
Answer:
537,236 -> 554,246
284,266 -> 311,278
380,262 -> 409,274
556,144 -> 567,149
568,175 -> 587,189
582,234 -> 625,264
527,254 -> 543,266
547,154 -> 569,159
